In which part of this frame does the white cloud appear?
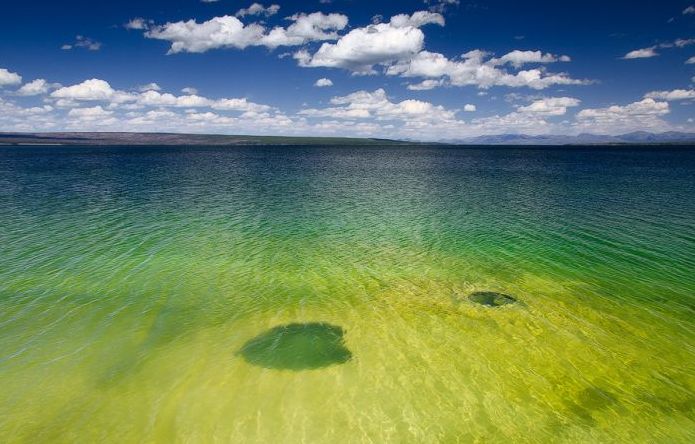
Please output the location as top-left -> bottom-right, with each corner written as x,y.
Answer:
577,98 -> 669,119
138,82 -> 162,92
673,38 -> 695,48
49,78 -> 272,114
16,79 -> 50,96
62,35 -> 102,51
447,97 -> 580,137
146,16 -> 265,53
622,39 -> 695,60
299,88 -> 459,122
2,57 -> 687,140
686,56 -> 695,64
146,12 -> 347,53
1,75 -> 292,134
235,3 -> 280,18
467,112 -> 555,136
622,47 -> 658,59
389,11 -> 445,28
388,50 -> 588,90
517,97 -> 581,116
51,79 -> 129,101
407,79 -> 445,90
644,89 -> 695,101
211,97 -> 271,112
575,98 -> 670,133
684,5 -> 695,14
314,78 -> 333,87
489,50 -> 571,68
294,13 -> 439,73
181,87 -> 198,94
142,9 -> 584,93
136,90 -> 210,107
259,12 -> 348,48
66,106 -> 118,128
67,106 -> 113,119
125,18 -> 153,30
0,68 -> 22,87
425,0 -> 460,13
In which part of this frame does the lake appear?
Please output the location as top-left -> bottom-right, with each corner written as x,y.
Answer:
1,145 -> 694,442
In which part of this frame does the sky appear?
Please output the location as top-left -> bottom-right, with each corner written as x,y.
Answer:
0,0 -> 694,140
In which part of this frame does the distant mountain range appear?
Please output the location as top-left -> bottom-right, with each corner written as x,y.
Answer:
0,132 -> 406,146
444,131 -> 695,145
1,131 -> 694,146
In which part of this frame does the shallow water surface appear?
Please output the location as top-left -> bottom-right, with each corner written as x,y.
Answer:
1,145 -> 694,442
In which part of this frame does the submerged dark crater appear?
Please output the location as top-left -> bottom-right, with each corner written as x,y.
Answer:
238,322 -> 352,370
468,291 -> 517,307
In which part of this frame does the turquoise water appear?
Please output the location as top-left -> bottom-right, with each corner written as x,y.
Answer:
1,145 -> 694,442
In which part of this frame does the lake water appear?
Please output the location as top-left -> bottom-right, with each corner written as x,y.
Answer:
1,145 -> 694,442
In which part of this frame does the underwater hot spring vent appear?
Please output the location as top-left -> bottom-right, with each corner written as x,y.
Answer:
468,291 -> 517,307
238,322 -> 352,370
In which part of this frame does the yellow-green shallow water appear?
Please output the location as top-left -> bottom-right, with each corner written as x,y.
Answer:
0,145 -> 694,442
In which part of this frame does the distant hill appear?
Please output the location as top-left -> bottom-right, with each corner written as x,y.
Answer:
445,131 -> 695,145
1,131 -> 694,146
0,132 -> 409,146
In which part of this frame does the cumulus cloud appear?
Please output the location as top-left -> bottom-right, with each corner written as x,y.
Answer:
181,87 -> 198,94
136,90 -> 210,107
146,17 -> 265,53
138,82 -> 162,92
684,5 -> 695,14
448,97 -> 580,137
314,78 -> 333,87
294,12 -> 443,73
388,50 -> 588,90
68,105 -> 113,119
644,89 -> 695,101
211,97 -> 271,112
0,68 -> 22,87
407,79 -> 445,90
48,78 -> 272,114
51,79 -> 129,102
686,56 -> 695,64
141,8 -> 584,92
16,79 -> 51,96
259,12 -> 348,48
467,112 -> 556,136
489,50 -> 571,68
1,74 -> 297,134
145,12 -> 347,53
577,98 -> 669,119
66,106 -> 118,128
575,98 -> 670,133
463,104 -> 476,112
299,88 -> 459,122
389,11 -> 445,28
517,97 -> 581,115
235,3 -> 280,18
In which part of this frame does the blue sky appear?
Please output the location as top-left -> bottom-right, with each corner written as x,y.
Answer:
1,0 -> 694,140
